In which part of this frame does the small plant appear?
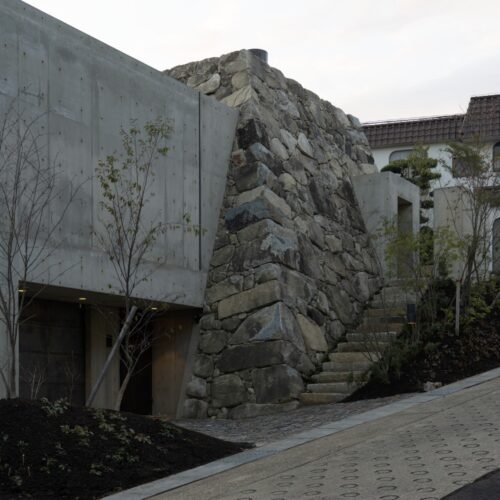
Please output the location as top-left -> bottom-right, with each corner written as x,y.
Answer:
89,462 -> 112,476
107,447 -> 139,465
60,425 -> 94,447
40,456 -> 57,475
40,398 -> 69,417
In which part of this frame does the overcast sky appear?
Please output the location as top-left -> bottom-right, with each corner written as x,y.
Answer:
24,0 -> 500,122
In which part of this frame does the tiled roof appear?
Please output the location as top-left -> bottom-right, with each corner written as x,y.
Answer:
363,115 -> 464,148
462,95 -> 500,140
363,94 -> 500,148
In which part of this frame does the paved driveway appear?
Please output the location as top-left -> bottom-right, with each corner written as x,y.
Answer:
155,375 -> 500,500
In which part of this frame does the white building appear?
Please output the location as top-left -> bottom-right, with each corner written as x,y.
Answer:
363,94 -> 500,276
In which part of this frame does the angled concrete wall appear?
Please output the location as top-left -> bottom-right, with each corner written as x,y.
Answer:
0,0 -> 237,307
0,0 -> 238,399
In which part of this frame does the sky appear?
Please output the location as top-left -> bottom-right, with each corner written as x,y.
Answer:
24,0 -> 500,123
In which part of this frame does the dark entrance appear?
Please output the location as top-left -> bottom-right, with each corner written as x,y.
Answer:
120,347 -> 152,415
119,317 -> 153,415
19,298 -> 86,405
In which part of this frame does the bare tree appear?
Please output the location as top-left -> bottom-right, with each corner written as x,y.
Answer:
0,98 -> 80,398
441,139 -> 500,308
20,361 -> 47,400
94,119 -> 172,411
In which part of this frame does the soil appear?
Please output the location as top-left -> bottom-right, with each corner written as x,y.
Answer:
347,280 -> 500,401
0,399 -> 250,499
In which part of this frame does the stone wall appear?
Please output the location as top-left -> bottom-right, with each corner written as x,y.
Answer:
168,50 -> 381,419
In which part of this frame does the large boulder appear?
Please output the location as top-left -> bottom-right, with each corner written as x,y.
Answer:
211,374 -> 247,408
252,365 -> 304,404
230,302 -> 305,349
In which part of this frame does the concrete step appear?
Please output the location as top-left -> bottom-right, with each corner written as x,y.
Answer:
307,382 -> 359,394
329,352 -> 381,363
299,393 -> 345,405
322,360 -> 372,372
336,341 -> 391,353
311,371 -> 366,383
346,331 -> 398,342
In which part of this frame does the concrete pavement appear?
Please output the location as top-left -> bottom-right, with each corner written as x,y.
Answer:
106,368 -> 500,500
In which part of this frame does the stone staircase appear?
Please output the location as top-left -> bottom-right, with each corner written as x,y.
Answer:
299,286 -> 409,405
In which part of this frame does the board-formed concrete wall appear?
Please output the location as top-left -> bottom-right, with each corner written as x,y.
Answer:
0,0 -> 237,307
0,0 -> 238,400
352,172 -> 420,276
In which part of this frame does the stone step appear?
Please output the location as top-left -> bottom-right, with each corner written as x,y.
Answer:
322,360 -> 372,372
311,371 -> 365,383
336,341 -> 391,353
346,331 -> 398,342
355,322 -> 404,334
299,393 -> 345,405
307,382 -> 359,394
365,307 -> 405,317
362,315 -> 405,326
329,352 -> 381,363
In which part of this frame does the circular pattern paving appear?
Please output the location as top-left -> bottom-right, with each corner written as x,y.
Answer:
224,385 -> 500,500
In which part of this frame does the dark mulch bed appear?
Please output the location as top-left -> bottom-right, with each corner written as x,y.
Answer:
0,399 -> 250,499
346,279 -> 500,401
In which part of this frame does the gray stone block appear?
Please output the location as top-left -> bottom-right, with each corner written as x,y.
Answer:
252,365 -> 304,404
229,302 -> 305,349
218,340 -> 300,373
182,398 -> 208,419
199,331 -> 229,354
218,280 -> 282,319
192,354 -> 214,378
211,374 -> 247,408
186,377 -> 208,399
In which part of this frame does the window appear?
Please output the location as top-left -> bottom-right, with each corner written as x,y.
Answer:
493,142 -> 500,172
389,149 -> 412,162
452,156 -> 469,178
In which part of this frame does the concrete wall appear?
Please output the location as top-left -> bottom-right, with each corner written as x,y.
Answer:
352,172 -> 420,277
434,187 -> 500,279
0,0 -> 238,399
151,312 -> 196,418
0,0 -> 238,307
85,307 -> 120,409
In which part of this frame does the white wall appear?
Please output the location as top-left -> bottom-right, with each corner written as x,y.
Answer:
372,142 -> 496,191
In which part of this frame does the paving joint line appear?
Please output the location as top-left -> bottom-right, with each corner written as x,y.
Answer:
102,366 -> 500,500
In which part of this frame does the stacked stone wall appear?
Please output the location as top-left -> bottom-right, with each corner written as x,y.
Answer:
168,50 -> 381,418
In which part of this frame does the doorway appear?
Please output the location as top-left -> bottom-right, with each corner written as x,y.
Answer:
19,298 -> 86,405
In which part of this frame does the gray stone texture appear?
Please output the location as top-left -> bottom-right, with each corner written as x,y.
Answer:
168,49 -> 381,418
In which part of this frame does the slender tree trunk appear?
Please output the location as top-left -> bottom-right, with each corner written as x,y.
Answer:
8,336 -> 16,398
114,368 -> 134,411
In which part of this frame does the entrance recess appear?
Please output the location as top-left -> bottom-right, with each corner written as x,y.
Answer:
19,298 -> 86,405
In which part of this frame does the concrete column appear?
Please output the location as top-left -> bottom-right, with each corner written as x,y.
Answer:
85,306 -> 120,409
